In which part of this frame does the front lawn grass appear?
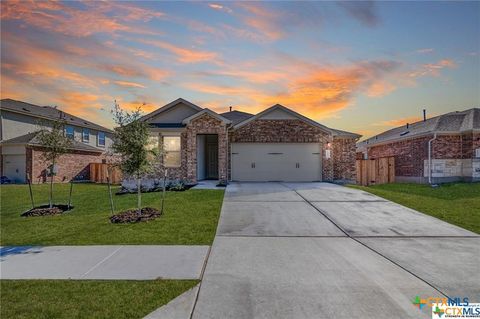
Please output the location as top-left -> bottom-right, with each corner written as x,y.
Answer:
0,183 -> 224,245
349,182 -> 480,234
1,279 -> 198,319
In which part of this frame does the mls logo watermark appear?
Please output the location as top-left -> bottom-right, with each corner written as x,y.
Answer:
412,296 -> 480,318
431,302 -> 480,319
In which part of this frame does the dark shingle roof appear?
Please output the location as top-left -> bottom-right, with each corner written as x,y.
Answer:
358,108 -> 479,148
1,132 -> 103,153
220,110 -> 254,125
0,99 -> 113,133
328,128 -> 362,138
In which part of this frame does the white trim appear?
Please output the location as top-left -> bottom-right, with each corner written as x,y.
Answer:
82,128 -> 90,143
182,109 -> 231,125
162,134 -> 181,168
97,131 -> 106,147
140,98 -> 203,122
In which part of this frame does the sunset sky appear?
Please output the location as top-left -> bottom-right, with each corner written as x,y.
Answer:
1,1 -> 479,139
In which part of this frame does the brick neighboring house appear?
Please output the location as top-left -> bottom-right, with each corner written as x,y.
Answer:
0,99 -> 114,183
357,108 -> 480,183
142,98 -> 361,183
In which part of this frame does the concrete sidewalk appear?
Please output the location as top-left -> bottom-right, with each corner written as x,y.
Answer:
0,245 -> 209,280
191,182 -> 479,319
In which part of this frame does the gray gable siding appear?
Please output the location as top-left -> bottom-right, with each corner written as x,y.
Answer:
146,102 -> 200,124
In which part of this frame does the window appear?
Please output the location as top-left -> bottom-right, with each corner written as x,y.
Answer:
82,128 -> 90,142
476,148 -> 480,158
146,134 -> 159,151
98,131 -> 106,147
65,126 -> 74,140
163,136 -> 181,167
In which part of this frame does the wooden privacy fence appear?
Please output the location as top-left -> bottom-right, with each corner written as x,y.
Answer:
89,163 -> 122,184
356,157 -> 395,186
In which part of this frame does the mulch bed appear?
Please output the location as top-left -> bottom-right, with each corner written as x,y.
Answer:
109,207 -> 162,224
21,205 -> 73,217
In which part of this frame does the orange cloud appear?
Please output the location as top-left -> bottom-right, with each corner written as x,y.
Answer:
366,81 -> 396,97
236,2 -> 285,41
0,0 -> 164,37
186,59 -> 401,120
139,39 -> 219,63
115,99 -> 158,113
408,59 -> 456,78
374,116 -> 423,127
113,81 -> 146,88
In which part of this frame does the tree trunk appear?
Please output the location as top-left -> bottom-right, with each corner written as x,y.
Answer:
161,169 -> 167,213
49,160 -> 55,208
68,181 -> 73,210
137,176 -> 141,212
107,168 -> 115,215
27,178 -> 35,209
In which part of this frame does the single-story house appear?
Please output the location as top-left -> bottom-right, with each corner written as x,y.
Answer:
141,98 -> 361,183
356,108 -> 480,183
0,99 -> 114,183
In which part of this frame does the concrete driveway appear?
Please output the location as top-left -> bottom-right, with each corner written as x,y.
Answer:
192,182 -> 479,319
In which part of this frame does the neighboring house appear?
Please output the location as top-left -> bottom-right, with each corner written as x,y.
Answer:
356,108 -> 480,183
141,98 -> 361,183
0,99 -> 113,183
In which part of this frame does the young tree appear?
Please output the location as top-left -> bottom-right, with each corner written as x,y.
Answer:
111,101 -> 150,211
148,141 -> 168,213
35,116 -> 73,208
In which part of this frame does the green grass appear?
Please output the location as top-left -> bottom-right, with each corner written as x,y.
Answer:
1,279 -> 198,319
349,182 -> 480,234
0,183 -> 224,245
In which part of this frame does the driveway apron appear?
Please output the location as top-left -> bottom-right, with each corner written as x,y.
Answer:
192,182 -> 479,319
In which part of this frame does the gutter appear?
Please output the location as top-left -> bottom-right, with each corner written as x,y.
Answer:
427,133 -> 437,184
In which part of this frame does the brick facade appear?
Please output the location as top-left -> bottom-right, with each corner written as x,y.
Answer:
366,132 -> 479,181
149,116 -> 359,184
184,113 -> 228,183
368,136 -> 430,177
27,146 -> 105,183
230,119 -> 339,182
332,137 -> 357,182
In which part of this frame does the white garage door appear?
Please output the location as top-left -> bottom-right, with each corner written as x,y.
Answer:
231,143 -> 322,182
3,154 -> 26,183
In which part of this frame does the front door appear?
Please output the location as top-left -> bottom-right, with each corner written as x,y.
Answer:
205,135 -> 218,179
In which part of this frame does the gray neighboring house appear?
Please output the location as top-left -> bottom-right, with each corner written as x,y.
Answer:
0,99 -> 113,183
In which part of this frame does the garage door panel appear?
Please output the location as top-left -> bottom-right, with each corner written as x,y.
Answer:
231,143 -> 321,182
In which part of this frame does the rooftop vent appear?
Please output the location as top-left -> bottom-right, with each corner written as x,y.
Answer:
400,131 -> 410,136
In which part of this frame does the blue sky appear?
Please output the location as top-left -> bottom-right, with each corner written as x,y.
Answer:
1,1 -> 478,138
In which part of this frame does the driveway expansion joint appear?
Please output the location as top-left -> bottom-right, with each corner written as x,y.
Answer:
284,183 -> 451,299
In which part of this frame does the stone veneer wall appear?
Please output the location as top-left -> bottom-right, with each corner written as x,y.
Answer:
230,119 -> 335,181
27,146 -> 106,183
185,114 -> 228,183
332,137 -> 358,183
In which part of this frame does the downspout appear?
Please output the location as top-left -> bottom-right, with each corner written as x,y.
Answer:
226,124 -> 230,183
428,133 -> 437,184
